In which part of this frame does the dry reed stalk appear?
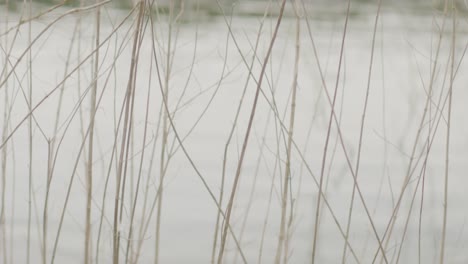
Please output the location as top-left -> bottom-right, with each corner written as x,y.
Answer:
42,139 -> 52,264
43,19 -> 80,264
94,8 -> 140,264
440,4 -> 456,263
0,1 -> 112,150
211,2 -> 358,262
341,0 -> 382,263
154,2 -> 175,262
393,12 -> 459,262
297,2 -> 389,262
257,146 -> 279,264
216,1 -> 287,263
233,110 -> 272,264
274,1 -> 300,262
0,93 -> 7,264
207,4 -> 353,262
281,3 -> 301,263
360,16 -> 390,260
48,9 -> 136,264
146,6 -> 247,264
132,4 -> 170,261
0,2 -> 11,262
84,1 -> 101,263
0,1 -> 66,38
4,15 -> 133,263
372,3 -> 451,262
27,1 -> 33,263
112,2 -> 145,264
390,38 -> 457,262
0,1 -> 111,94
125,16 -> 153,262
211,6 -> 269,263
311,0 -> 352,262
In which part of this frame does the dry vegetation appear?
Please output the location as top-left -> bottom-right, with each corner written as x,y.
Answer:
0,0 -> 467,263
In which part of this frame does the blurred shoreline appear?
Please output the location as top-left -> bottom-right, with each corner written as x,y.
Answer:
0,0 -> 465,19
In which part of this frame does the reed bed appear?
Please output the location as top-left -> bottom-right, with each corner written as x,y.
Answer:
1,0 -> 467,263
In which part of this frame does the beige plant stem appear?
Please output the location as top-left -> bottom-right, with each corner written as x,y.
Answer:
274,1 -> 300,262
311,0 -> 352,262
154,2 -> 175,263
371,3 -> 451,262
216,1 -> 287,263
211,7 -> 269,263
84,1 -> 101,263
112,2 -> 145,264
298,2 -> 388,261
341,0 -> 382,263
440,5 -> 455,264
27,0 -> 33,262
0,2 -> 11,262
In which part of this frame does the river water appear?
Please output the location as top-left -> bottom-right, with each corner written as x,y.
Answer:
1,2 -> 468,264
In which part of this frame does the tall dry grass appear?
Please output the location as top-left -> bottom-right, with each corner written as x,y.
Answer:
0,0 -> 466,263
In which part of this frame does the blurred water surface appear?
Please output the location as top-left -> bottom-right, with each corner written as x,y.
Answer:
1,2 -> 468,263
